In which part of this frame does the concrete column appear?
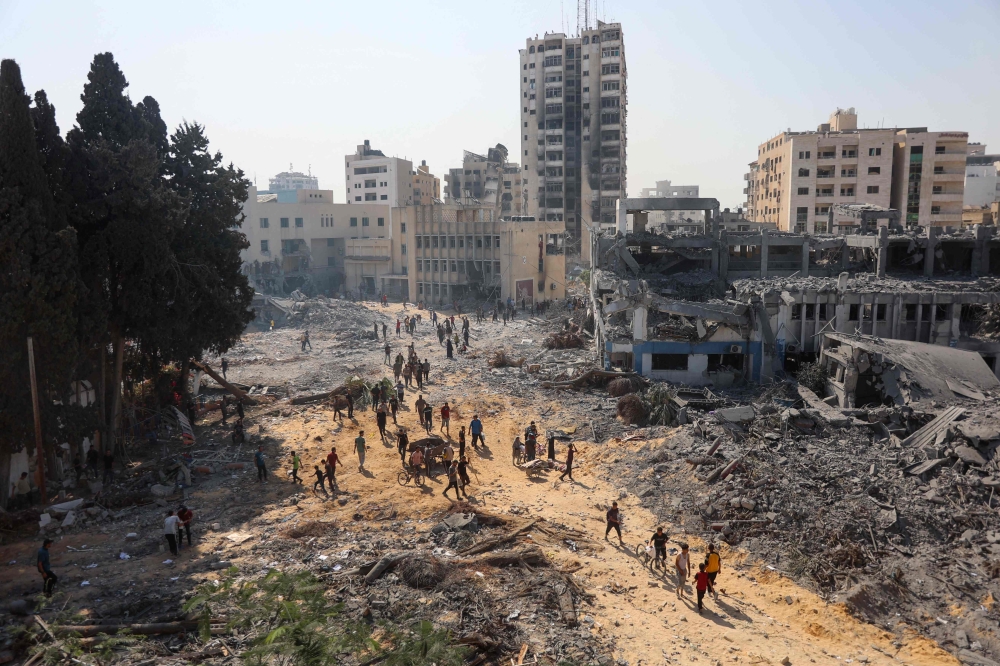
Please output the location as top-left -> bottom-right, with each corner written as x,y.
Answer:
915,295 -> 924,342
891,295 -> 901,340
632,305 -> 647,342
924,226 -> 937,278
760,228 -> 769,278
719,230 -> 729,282
711,234 -> 720,276
840,239 -> 849,271
972,225 -> 988,277
950,302 -> 960,346
812,296 -> 821,353
800,294 -> 808,352
633,211 -> 648,235
801,241 -> 810,277
876,226 -> 888,279
928,293 -> 938,344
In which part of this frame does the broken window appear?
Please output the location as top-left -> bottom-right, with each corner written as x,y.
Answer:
936,304 -> 948,320
651,354 -> 688,371
708,354 -> 743,372
791,304 -> 802,320
805,304 -> 815,320
876,304 -> 887,321
905,304 -> 916,321
863,304 -> 872,321
849,304 -> 860,321
921,304 -> 931,321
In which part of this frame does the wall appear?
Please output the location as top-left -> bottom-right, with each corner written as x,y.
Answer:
499,218 -> 567,303
965,161 -> 1000,207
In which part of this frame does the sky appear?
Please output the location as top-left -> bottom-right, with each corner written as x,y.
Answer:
2,0 -> 998,209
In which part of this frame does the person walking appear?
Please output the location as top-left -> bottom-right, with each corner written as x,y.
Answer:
415,395 -> 427,427
164,510 -> 181,556
547,434 -> 556,461
458,454 -> 471,489
395,381 -> 405,404
463,327 -> 469,347
440,402 -> 451,436
102,448 -> 115,485
409,447 -> 424,484
396,319 -> 401,337
376,403 -> 388,442
236,398 -> 245,421
422,402 -> 433,434
705,544 -> 722,600
393,354 -> 403,381
470,415 -> 485,449
346,393 -> 355,419
446,337 -> 453,359
396,428 -> 409,463
384,342 -> 391,365
37,538 -> 57,597
675,543 -> 691,598
290,451 -> 303,484
373,322 -> 379,339
221,357 -> 229,380
559,442 -> 577,482
86,444 -> 99,479
422,359 -> 430,384
443,460 -> 466,499
304,330 -> 312,351
326,447 -> 343,491
371,384 -> 381,409
312,465 -> 328,495
402,363 -> 412,388
605,501 -> 624,546
382,323 -> 388,340
389,393 -> 399,424
524,422 -> 538,462
177,505 -> 194,548
457,426 -> 467,459
694,563 -> 712,614
648,527 -> 669,568
355,431 -> 367,471
11,472 -> 31,509
255,446 -> 268,483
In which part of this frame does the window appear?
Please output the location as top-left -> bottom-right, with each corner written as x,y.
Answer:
431,236 -> 438,248
545,87 -> 562,98
876,304 -> 887,321
936,304 -> 948,320
362,217 -> 370,226
545,103 -> 562,114
260,240 -> 269,253
798,168 -> 810,177
934,166 -> 944,174
294,217 -> 303,227
350,217 -> 358,227
797,187 -> 809,195
543,55 -> 562,67
600,96 -> 620,108
484,236 -> 491,248
280,217 -> 289,228
432,260 -> 439,272
601,47 -> 620,57
840,187 -> 854,196
935,145 -> 945,154
798,151 -> 811,159
867,166 -> 880,175
905,304 -> 916,321
602,81 -> 619,91
466,235 -> 473,247
416,236 -> 422,249
401,223 -> 406,233
931,205 -> 941,214
365,193 -> 377,201
327,257 -> 336,267
866,186 -> 879,194
796,207 -> 808,222
601,63 -> 620,74
377,217 -> 384,226
380,195 -> 387,200
327,238 -> 335,246
849,304 -> 860,321
449,236 -> 456,248
651,354 -> 688,371
451,261 -> 458,273
355,196 -> 361,201
868,147 -> 881,156
259,218 -> 269,228
791,304 -> 802,320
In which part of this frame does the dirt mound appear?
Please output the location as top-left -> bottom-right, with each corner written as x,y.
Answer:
281,520 -> 336,539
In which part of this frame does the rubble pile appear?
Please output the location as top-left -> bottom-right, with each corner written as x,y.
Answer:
616,394 -> 646,425
544,331 -> 584,349
604,388 -> 1000,660
732,273 -> 1000,298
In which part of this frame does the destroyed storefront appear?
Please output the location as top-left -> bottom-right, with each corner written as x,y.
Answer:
818,332 -> 1000,408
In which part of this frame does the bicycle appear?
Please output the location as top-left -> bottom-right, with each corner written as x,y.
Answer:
634,543 -> 652,568
397,465 -> 423,487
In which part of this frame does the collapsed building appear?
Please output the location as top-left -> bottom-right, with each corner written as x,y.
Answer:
589,206 -> 1000,385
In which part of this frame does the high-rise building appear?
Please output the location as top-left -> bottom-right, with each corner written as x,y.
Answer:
519,21 -> 626,253
412,161 -> 441,206
268,167 -> 318,191
745,109 -> 968,232
345,140 -> 414,208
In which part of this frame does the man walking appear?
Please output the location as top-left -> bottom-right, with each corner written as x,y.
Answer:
290,451 -> 302,484
255,445 -> 268,483
221,357 -> 229,380
396,428 -> 409,463
648,527 -> 668,568
694,563 -> 712,614
605,501 -> 624,546
37,539 -> 57,597
164,510 -> 181,556
415,395 -> 427,427
396,319 -> 401,337
326,447 -> 343,491
443,460 -> 466,499
470,415 -> 485,449
384,342 -> 391,365
422,402 -> 433,434
303,330 -> 312,351
559,442 -> 577,482
446,337 -> 453,359
440,402 -> 451,436
457,426 -> 467,459
402,363 -> 412,388
382,322 -> 388,340
346,393 -> 354,419
177,505 -> 194,548
389,393 -> 399,424
705,544 -> 722,600
376,403 -> 388,442
86,443 -> 99,479
422,359 -> 430,384
355,430 -> 367,471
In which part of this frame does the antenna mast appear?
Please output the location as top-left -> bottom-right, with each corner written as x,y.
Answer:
577,0 -> 590,34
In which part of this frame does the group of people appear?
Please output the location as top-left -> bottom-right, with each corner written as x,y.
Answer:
396,314 -> 422,337
162,505 -> 194,557
391,347 -> 430,390
604,502 -> 723,614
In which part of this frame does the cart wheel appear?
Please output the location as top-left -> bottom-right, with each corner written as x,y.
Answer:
397,471 -> 409,486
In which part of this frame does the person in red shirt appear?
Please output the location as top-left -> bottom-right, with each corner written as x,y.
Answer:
440,402 -> 451,436
694,562 -> 713,613
326,447 -> 343,491
176,505 -> 194,548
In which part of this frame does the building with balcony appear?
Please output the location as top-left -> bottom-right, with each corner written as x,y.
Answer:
412,161 -> 441,206
345,139 -> 414,208
745,108 -> 969,233
268,167 -> 318,191
519,20 -> 626,255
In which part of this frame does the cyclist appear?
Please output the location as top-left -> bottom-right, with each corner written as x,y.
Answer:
408,448 -> 424,485
648,527 -> 669,568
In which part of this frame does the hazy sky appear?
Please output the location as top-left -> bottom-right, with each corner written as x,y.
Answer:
2,0 -> 998,209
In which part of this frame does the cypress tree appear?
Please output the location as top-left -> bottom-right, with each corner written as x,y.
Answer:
0,59 -> 82,504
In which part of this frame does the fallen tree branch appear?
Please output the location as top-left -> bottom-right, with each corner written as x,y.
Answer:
53,620 -> 224,638
460,520 -> 538,556
190,360 -> 257,405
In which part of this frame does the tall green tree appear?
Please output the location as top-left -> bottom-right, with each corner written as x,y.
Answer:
0,59 -> 82,505
67,53 -> 183,443
151,122 -> 253,393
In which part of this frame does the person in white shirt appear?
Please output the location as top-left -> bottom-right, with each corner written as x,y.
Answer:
163,510 -> 181,556
675,542 -> 691,598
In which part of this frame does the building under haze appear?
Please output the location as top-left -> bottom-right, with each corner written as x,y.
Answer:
412,161 -> 441,206
745,108 -> 967,232
519,21 -> 626,254
345,140 -> 414,208
268,168 -> 318,191
639,181 -> 704,233
444,146 -> 526,216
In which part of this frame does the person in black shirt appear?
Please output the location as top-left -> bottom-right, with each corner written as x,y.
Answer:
102,449 -> 115,484
605,501 -> 623,546
396,428 -> 409,463
86,444 -> 99,479
648,527 -> 669,567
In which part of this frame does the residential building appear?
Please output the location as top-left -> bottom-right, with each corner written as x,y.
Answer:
639,181 -> 704,232
444,146 -> 507,209
890,128 -> 969,228
965,145 -> 1000,208
502,163 -> 527,216
268,167 -> 318,191
747,109 -> 895,233
412,161 -> 441,206
519,20 -> 627,253
963,201 -> 1000,228
345,139 -> 414,207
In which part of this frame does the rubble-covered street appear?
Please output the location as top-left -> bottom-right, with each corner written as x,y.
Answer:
0,292 -> 969,666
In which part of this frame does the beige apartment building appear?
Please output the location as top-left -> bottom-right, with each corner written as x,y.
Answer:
519,21 -> 626,250
344,139 -> 414,207
412,161 -> 440,206
745,109 -> 968,232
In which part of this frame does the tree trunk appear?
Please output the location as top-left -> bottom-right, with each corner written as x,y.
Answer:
109,327 -> 125,454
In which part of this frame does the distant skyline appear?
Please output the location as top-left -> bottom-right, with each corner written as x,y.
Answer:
2,0 -> 997,210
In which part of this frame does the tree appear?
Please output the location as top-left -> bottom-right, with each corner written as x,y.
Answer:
152,122 -> 254,396
67,53 -> 184,445
0,59 -> 82,506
